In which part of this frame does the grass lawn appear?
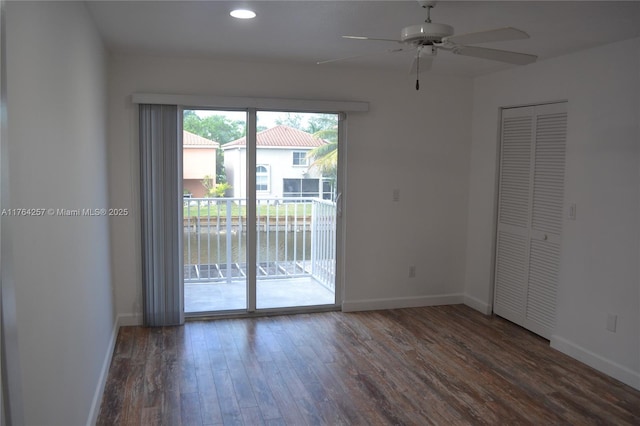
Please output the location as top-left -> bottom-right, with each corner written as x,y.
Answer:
184,200 -> 314,218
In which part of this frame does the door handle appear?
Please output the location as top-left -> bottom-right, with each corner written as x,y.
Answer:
335,192 -> 343,218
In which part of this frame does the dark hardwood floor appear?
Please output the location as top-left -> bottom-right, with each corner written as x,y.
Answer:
97,305 -> 640,425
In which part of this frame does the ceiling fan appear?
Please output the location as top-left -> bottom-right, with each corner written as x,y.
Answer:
317,0 -> 537,90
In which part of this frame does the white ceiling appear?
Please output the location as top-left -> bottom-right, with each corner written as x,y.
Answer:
86,1 -> 640,77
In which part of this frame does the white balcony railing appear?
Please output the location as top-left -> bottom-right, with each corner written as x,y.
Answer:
183,197 -> 336,291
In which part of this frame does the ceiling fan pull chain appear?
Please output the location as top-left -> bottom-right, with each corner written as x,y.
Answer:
416,50 -> 420,91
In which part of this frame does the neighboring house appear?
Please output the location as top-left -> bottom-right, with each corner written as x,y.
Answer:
222,125 -> 332,200
182,130 -> 219,198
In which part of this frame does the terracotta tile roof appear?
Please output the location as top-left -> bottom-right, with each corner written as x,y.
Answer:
222,125 -> 327,148
183,131 -> 220,147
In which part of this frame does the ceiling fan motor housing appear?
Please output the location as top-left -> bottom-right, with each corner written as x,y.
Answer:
401,23 -> 454,44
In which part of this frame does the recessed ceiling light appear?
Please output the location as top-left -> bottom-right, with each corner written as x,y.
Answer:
230,9 -> 256,19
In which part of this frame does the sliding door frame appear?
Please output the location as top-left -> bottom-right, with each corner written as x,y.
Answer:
247,108 -> 257,312
135,93 -> 368,317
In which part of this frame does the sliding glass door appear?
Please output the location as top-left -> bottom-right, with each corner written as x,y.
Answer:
183,109 -> 247,313
182,109 -> 339,315
254,111 -> 338,309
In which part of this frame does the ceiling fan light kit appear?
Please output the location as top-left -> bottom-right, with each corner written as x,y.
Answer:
318,0 -> 537,91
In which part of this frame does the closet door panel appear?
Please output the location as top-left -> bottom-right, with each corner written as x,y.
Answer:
498,111 -> 534,228
531,108 -> 567,238
493,107 -> 534,323
526,238 -> 561,336
494,231 -> 528,321
525,104 -> 567,337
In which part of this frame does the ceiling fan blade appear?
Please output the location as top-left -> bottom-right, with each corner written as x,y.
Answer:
445,27 -> 530,45
316,47 -> 412,65
342,35 -> 403,43
452,46 -> 537,65
409,56 -> 433,75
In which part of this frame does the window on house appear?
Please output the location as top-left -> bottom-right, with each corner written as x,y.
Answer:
292,151 -> 307,166
322,179 -> 333,200
283,178 -> 319,197
256,165 -> 269,191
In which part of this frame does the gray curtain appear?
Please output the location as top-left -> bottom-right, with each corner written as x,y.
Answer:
139,104 -> 183,326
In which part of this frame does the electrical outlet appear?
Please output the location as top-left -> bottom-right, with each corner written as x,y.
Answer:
606,313 -> 617,332
409,265 -> 416,278
393,189 -> 400,202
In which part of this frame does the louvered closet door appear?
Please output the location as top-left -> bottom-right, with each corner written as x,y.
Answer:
494,102 -> 567,339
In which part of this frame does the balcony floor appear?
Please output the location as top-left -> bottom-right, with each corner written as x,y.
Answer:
185,277 -> 335,313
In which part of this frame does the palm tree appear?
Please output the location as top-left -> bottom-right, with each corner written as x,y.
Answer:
306,127 -> 338,200
307,128 -> 337,179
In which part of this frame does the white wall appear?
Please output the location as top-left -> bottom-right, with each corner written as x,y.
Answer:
464,37 -> 640,389
6,2 -> 115,424
108,54 -> 473,319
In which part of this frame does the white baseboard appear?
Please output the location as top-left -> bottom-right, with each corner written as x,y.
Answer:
117,312 -> 143,326
463,294 -> 492,315
551,335 -> 640,391
86,315 -> 120,426
342,293 -> 464,312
